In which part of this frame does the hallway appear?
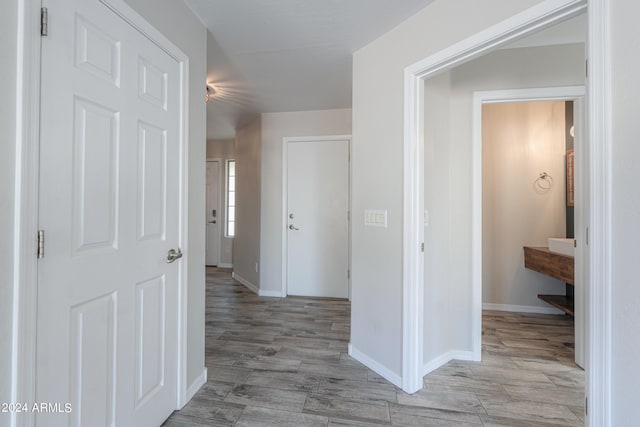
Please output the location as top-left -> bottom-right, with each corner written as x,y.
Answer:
164,268 -> 584,426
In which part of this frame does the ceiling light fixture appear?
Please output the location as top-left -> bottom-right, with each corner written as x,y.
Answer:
206,85 -> 216,103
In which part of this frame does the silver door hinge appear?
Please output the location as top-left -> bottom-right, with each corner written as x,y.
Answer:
347,269 -> 350,279
586,227 -> 589,246
585,396 -> 588,416
37,230 -> 45,259
585,59 -> 588,78
41,7 -> 48,36
420,242 -> 424,252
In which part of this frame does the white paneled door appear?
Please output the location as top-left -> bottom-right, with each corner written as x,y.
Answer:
206,161 -> 221,266
286,138 -> 349,298
37,0 -> 183,425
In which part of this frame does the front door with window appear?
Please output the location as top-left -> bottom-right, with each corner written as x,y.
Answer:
206,160 -> 220,266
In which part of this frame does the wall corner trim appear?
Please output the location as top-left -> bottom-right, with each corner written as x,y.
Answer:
258,289 -> 283,298
183,367 -> 207,408
422,350 -> 478,378
231,272 -> 282,297
232,272 -> 259,295
348,343 -> 402,388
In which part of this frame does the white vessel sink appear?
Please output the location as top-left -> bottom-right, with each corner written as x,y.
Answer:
548,238 -> 575,257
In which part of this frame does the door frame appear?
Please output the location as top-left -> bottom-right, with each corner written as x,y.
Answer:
13,0 -> 191,423
205,158 -> 223,267
402,0 -> 611,424
472,86 -> 586,363
281,135 -> 352,299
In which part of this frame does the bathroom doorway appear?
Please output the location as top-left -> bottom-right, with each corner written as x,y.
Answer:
479,94 -> 586,368
420,11 -> 587,378
419,51 -> 588,426
404,1 -> 611,419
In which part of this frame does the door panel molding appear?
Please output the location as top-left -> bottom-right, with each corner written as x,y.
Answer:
70,292 -> 118,426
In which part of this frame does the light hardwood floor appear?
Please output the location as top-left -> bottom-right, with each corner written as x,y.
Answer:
164,267 -> 584,426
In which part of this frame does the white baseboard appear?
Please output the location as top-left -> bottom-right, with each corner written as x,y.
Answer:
231,273 -> 282,297
483,302 -> 563,315
348,343 -> 402,388
422,350 -> 477,377
422,351 -> 454,377
232,272 -> 259,294
218,262 -> 233,268
184,367 -> 207,406
258,289 -> 283,298
451,350 -> 478,363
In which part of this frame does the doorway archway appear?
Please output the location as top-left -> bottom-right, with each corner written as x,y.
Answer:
401,0 -> 611,425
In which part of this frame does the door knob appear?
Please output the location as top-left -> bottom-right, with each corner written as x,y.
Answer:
166,248 -> 183,263
289,224 -> 299,231
208,220 -> 216,224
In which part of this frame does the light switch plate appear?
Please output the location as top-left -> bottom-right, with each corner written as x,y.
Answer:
364,209 -> 387,227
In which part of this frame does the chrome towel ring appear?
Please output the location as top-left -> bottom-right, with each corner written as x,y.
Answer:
534,172 -> 553,193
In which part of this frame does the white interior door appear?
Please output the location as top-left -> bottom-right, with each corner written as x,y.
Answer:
286,139 -> 349,298
37,0 -> 182,425
206,161 -> 221,266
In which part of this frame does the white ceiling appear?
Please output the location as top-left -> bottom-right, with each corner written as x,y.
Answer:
184,0 -> 435,139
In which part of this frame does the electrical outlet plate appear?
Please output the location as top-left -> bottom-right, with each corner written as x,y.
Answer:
364,209 -> 387,227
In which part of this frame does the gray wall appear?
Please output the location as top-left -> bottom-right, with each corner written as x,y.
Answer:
0,2 -> 18,422
207,138 -> 235,160
259,109 -> 352,293
351,0 -> 545,380
611,1 -> 640,422
234,117 -> 262,287
423,71 -> 454,364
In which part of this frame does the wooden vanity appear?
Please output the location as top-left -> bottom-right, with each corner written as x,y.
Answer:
523,246 -> 574,316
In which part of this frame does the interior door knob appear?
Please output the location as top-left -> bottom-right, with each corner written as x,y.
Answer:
166,248 -> 183,263
289,224 -> 299,231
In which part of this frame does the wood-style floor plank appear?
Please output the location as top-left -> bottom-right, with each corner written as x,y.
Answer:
164,268 -> 584,426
